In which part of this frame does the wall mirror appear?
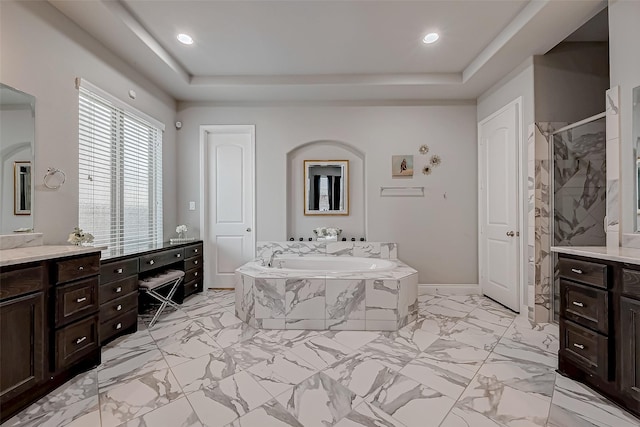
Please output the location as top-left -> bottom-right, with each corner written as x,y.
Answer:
634,85 -> 640,231
1,83 -> 35,233
304,160 -> 349,215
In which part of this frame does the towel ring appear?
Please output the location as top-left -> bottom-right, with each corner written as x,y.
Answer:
43,167 -> 66,190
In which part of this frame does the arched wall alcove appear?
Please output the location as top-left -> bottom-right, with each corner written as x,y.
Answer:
286,140 -> 366,241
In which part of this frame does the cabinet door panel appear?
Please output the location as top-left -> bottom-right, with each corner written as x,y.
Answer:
621,296 -> 640,404
0,292 -> 44,402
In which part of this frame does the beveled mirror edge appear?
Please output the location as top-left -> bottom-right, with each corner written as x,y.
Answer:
303,159 -> 349,216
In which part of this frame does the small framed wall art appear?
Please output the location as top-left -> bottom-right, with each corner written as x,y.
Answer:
392,155 -> 413,177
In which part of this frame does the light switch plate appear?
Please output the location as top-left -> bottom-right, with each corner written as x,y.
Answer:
189,201 -> 196,210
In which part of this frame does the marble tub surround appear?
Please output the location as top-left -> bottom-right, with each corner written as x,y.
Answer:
7,289 -> 639,427
0,232 -> 42,250
236,260 -> 418,331
0,244 -> 107,267
256,241 -> 398,260
551,245 -> 640,265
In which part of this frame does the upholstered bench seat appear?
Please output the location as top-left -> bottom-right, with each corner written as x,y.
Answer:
139,269 -> 185,327
139,269 -> 185,290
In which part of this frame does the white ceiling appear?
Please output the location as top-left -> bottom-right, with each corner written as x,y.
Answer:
48,0 -> 607,103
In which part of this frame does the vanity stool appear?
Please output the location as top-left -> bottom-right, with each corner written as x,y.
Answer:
138,269 -> 185,327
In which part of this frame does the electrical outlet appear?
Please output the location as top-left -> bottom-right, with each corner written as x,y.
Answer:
189,201 -> 196,211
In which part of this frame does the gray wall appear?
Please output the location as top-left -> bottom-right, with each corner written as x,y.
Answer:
176,104 -> 478,284
0,1 -> 177,244
609,0 -> 640,237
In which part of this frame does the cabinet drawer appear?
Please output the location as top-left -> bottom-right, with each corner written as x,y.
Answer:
560,319 -> 609,379
54,314 -> 99,371
139,249 -> 184,273
184,268 -> 202,284
99,276 -> 138,304
100,309 -> 137,344
560,280 -> 609,334
100,259 -> 138,285
185,243 -> 203,259
559,257 -> 608,289
100,292 -> 137,322
55,278 -> 99,327
0,264 -> 44,300
184,256 -> 202,271
184,278 -> 203,297
56,254 -> 100,284
622,268 -> 640,298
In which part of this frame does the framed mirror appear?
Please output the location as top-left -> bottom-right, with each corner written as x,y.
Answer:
304,160 -> 349,215
634,85 -> 640,231
14,161 -> 31,215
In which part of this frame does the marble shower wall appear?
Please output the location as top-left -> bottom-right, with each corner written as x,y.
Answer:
606,86 -> 622,248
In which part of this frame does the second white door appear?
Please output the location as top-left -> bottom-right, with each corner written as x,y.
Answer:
201,125 -> 255,288
478,100 -> 520,312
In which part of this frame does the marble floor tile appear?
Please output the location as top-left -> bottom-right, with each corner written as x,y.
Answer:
324,330 -> 380,351
400,355 -> 479,399
334,401 -> 407,427
440,403 -> 506,427
366,373 -> 456,427
210,291 -> 236,309
436,298 -> 477,314
99,368 -> 184,427
547,404 -> 601,427
466,306 -> 516,329
120,397 -> 203,427
226,399 -> 303,427
190,307 -> 243,331
324,353 -> 396,399
503,317 -> 559,355
98,345 -> 169,392
4,396 -> 99,427
289,335 -> 353,370
257,329 -> 322,348
224,335 -> 284,370
158,327 -> 224,367
276,372 -> 359,427
412,312 -> 459,335
387,324 -> 440,352
492,337 -> 557,369
186,371 -> 272,427
446,295 -> 484,306
247,350 -> 318,397
441,320 -> 505,352
422,303 -> 470,319
171,351 -> 240,393
208,321 -> 261,348
359,336 -> 420,372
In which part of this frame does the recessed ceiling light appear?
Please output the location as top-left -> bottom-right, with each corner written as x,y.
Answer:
177,33 -> 194,45
423,33 -> 440,44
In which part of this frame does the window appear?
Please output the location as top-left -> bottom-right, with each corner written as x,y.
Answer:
78,79 -> 163,254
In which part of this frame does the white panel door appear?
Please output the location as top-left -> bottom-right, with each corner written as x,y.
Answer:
479,101 -> 520,311
201,125 -> 255,288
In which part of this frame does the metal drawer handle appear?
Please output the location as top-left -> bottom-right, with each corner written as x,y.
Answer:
572,301 -> 584,307
573,343 -> 585,350
76,336 -> 87,344
194,260 -> 199,265
115,287 -> 122,293
149,260 -> 155,265
116,268 -> 123,274
78,266 -> 84,271
194,249 -> 198,253
76,297 -> 87,303
116,323 -> 122,330
571,268 -> 583,274
195,283 -> 198,288
194,272 -> 198,277
116,304 -> 122,311
176,253 -> 181,258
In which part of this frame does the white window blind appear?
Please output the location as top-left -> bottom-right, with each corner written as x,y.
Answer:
78,80 -> 163,253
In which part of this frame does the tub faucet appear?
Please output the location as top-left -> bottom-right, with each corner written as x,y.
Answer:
268,250 -> 283,267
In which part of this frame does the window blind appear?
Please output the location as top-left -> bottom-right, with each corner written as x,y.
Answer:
78,81 -> 163,253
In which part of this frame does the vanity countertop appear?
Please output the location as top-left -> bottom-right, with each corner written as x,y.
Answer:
0,245 -> 107,267
551,246 -> 640,265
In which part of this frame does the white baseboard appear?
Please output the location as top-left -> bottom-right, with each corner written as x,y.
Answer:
419,284 -> 480,295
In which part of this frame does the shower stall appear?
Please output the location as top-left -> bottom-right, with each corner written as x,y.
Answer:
550,114 -> 607,322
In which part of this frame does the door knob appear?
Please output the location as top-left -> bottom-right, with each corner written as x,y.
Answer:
246,227 -> 252,232
506,231 -> 515,237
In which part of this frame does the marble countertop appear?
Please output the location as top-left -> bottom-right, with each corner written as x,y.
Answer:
551,246 -> 640,265
0,245 -> 107,267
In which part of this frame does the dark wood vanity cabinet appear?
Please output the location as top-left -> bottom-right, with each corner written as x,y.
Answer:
558,253 -> 640,418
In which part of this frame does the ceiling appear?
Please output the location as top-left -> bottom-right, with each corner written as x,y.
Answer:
48,0 -> 607,103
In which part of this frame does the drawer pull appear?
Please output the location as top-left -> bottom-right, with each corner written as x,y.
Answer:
116,304 -> 122,311
116,322 -> 122,330
115,286 -> 122,293
571,268 -> 583,274
115,268 -> 123,274
194,249 -> 198,253
195,283 -> 198,288
76,297 -> 87,303
76,336 -> 87,344
78,266 -> 84,271
194,272 -> 198,277
194,260 -> 199,265
572,301 -> 584,307
149,260 -> 155,265
573,343 -> 585,350
176,253 -> 181,258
